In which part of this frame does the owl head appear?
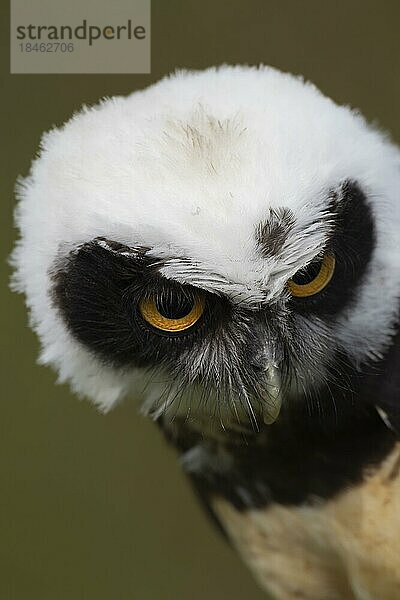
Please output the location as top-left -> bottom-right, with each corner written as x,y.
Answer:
11,65 -> 400,431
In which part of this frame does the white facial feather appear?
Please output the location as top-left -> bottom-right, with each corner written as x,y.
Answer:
10,65 -> 400,410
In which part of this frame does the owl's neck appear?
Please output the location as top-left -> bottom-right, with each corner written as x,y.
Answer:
160,400 -> 397,510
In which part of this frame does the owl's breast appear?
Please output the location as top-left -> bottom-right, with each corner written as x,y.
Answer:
212,441 -> 400,600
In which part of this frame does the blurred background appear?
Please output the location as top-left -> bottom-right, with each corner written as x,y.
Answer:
2,1 -> 400,598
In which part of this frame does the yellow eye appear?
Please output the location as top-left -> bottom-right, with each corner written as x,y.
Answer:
139,291 -> 205,333
288,254 -> 336,298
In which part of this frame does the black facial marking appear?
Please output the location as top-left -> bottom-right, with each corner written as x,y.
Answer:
51,238 -> 230,369
289,180 -> 375,318
255,207 -> 295,258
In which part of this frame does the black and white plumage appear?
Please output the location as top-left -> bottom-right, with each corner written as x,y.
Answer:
11,66 -> 400,599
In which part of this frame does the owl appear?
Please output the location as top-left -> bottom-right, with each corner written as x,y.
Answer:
11,65 -> 400,599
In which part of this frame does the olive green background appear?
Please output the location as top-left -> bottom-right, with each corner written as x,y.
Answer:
2,1 -> 400,599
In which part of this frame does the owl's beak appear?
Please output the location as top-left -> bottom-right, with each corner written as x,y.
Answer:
261,364 -> 282,425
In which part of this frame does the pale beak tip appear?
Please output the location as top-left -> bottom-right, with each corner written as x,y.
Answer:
262,364 -> 282,425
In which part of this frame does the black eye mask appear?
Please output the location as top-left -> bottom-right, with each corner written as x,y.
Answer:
51,239 -> 230,369
288,181 -> 375,318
